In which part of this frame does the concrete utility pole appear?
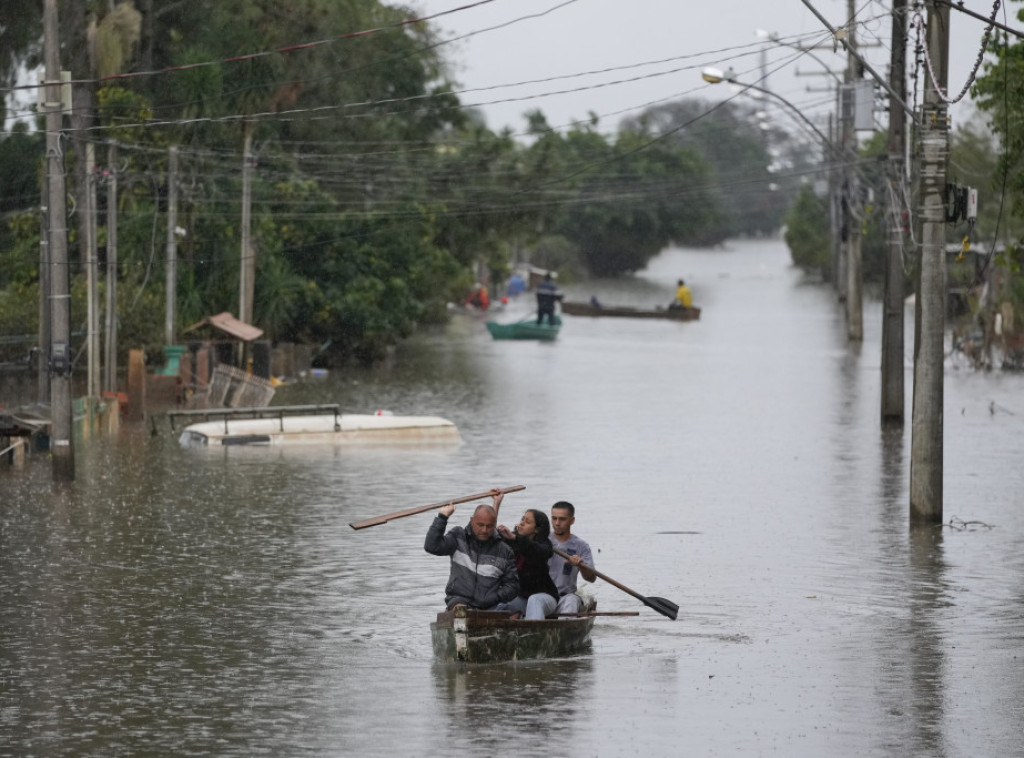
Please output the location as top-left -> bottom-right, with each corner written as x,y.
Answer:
38,185 -> 51,403
843,0 -> 864,341
103,143 -> 119,393
910,0 -> 950,522
881,0 -> 908,424
43,0 -> 74,481
85,142 -> 100,398
165,146 -> 179,345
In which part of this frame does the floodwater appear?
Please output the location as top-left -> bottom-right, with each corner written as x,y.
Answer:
2,238 -> 1022,757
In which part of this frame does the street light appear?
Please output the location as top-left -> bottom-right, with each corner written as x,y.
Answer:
701,67 -> 833,152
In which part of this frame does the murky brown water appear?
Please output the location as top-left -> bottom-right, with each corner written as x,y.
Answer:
3,238 -> 1022,756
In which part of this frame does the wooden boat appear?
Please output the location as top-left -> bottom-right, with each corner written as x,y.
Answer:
176,405 -> 460,447
431,606 -> 595,663
485,315 -> 561,341
561,301 -> 700,321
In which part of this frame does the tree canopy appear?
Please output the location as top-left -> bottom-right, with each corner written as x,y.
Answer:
0,0 -> 819,366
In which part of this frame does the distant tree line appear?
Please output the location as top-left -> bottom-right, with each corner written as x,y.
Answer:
0,0 -> 810,366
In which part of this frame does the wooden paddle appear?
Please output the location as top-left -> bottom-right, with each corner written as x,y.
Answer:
349,485 -> 525,530
552,547 -> 679,620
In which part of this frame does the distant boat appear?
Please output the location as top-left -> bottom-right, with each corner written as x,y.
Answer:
485,315 -> 561,341
561,301 -> 700,321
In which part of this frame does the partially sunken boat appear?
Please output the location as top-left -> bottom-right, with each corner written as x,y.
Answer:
176,405 -> 460,447
431,607 -> 595,663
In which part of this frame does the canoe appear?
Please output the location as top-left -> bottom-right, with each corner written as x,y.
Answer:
431,606 -> 595,663
561,301 -> 700,321
485,315 -> 561,341
178,410 -> 460,447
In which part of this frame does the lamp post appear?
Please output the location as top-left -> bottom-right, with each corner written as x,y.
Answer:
701,68 -> 833,154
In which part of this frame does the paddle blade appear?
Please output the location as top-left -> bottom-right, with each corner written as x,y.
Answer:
643,596 -> 679,620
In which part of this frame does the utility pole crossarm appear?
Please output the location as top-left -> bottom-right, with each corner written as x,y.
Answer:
798,0 -> 921,125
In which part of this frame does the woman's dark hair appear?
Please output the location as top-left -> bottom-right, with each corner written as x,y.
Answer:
527,509 -> 551,541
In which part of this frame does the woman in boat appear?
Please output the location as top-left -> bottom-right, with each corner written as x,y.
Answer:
495,509 -> 560,619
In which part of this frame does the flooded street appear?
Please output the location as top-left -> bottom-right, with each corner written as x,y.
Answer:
2,237 -> 1022,756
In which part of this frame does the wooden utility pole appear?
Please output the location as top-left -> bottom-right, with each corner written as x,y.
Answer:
165,146 -> 179,345
43,0 -> 74,481
881,0 -> 908,424
910,0 -> 950,522
239,122 -> 255,327
103,143 -> 119,393
844,0 -> 864,341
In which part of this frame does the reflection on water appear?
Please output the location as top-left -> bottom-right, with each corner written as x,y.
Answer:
3,238 -> 1023,756
433,657 -> 594,750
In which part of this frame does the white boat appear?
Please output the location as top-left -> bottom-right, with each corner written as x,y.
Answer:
177,409 -> 460,447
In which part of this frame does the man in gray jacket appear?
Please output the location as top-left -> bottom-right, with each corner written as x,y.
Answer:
424,502 -> 519,610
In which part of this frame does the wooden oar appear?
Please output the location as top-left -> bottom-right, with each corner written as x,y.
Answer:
349,485 -> 525,530
552,547 -> 678,620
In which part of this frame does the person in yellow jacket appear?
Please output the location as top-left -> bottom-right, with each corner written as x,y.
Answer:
671,279 -> 692,310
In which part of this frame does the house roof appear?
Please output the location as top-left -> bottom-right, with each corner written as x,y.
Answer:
184,312 -> 264,342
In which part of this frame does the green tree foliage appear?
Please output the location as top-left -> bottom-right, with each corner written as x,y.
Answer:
0,1 -> 755,368
970,22 -> 1024,332
0,125 -> 44,274
548,126 -> 722,276
621,98 -> 803,239
971,29 -> 1024,219
783,185 -> 830,272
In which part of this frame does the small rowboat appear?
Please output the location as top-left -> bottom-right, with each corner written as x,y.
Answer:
561,301 -> 700,321
431,606 -> 596,663
485,316 -> 561,341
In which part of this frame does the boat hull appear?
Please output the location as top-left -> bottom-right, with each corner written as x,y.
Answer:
430,607 -> 594,663
561,301 -> 700,321
178,413 -> 461,447
485,316 -> 562,340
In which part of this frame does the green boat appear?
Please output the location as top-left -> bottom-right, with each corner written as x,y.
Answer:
431,606 -> 595,663
485,315 -> 562,341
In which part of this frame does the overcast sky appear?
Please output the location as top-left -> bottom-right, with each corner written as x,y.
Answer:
413,0 -> 1003,139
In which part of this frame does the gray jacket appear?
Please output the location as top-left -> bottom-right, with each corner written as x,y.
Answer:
424,514 -> 519,609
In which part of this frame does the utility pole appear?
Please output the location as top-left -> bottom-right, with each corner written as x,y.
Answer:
38,184 -> 51,403
843,0 -> 864,341
43,0 -> 74,481
910,0 -> 950,522
239,121 -> 254,327
103,143 -> 119,393
85,141 -> 100,398
165,146 -> 179,345
881,0 -> 908,424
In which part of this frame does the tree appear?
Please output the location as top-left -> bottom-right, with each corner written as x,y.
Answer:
622,98 -> 799,239
784,184 -> 830,272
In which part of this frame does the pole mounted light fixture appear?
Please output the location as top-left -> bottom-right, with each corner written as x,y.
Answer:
700,67 -> 833,153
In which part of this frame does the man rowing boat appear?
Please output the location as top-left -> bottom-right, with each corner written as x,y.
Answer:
424,497 -> 519,610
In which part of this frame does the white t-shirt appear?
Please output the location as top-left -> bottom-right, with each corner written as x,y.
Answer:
548,534 -> 594,596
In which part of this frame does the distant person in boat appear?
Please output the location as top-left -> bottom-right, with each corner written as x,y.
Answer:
589,295 -> 603,308
465,283 -> 490,310
530,501 -> 596,618
669,279 -> 692,311
424,497 -> 519,611
506,273 -> 526,298
494,504 -> 560,620
536,273 -> 563,325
